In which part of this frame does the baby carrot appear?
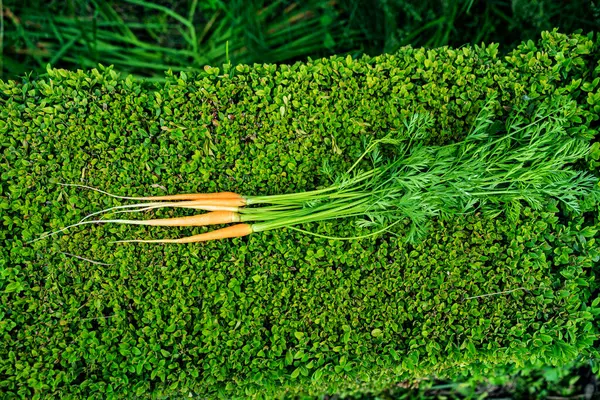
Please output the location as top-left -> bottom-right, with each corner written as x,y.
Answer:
29,211 -> 242,244
58,183 -> 245,202
88,211 -> 240,227
113,223 -> 254,244
123,192 -> 244,201
79,199 -> 245,222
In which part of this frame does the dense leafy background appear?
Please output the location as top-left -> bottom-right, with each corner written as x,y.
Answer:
1,0 -> 600,81
1,30 -> 600,398
2,0 -> 600,398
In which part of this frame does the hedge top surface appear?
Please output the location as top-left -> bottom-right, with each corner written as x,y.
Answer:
1,30 -> 600,399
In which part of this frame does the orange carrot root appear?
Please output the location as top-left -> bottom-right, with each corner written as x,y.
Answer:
181,198 -> 247,208
97,211 -> 240,227
132,192 -> 244,201
57,183 -> 244,202
79,199 -> 245,223
113,223 -> 254,244
108,198 -> 246,208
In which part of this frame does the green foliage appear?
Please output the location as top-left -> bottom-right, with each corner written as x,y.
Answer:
343,0 -> 600,53
244,94 -> 598,245
354,362 -> 595,399
1,31 -> 600,398
0,0 -> 359,81
2,0 -> 599,81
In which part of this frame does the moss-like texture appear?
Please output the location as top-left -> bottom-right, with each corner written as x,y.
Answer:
1,30 -> 599,398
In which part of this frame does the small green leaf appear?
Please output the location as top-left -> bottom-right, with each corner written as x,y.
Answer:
285,350 -> 293,365
540,334 -> 553,343
291,367 -> 301,379
467,341 -> 476,354
135,384 -> 145,396
4,281 -> 23,294
312,368 -> 324,381
371,328 -> 382,337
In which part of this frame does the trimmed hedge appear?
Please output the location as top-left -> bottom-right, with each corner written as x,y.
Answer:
1,30 -> 600,398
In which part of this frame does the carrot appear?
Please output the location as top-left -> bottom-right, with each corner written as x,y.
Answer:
89,211 -> 241,227
179,198 -> 246,208
123,192 -> 244,201
79,199 -> 245,223
29,211 -> 242,244
113,223 -> 254,244
58,183 -> 245,202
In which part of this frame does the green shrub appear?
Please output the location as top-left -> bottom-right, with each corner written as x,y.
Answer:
1,30 -> 599,399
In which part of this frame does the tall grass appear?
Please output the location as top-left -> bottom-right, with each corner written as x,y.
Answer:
1,0 -> 360,80
2,0 -> 599,81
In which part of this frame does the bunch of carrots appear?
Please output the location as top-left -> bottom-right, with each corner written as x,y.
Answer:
33,95 -> 599,245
